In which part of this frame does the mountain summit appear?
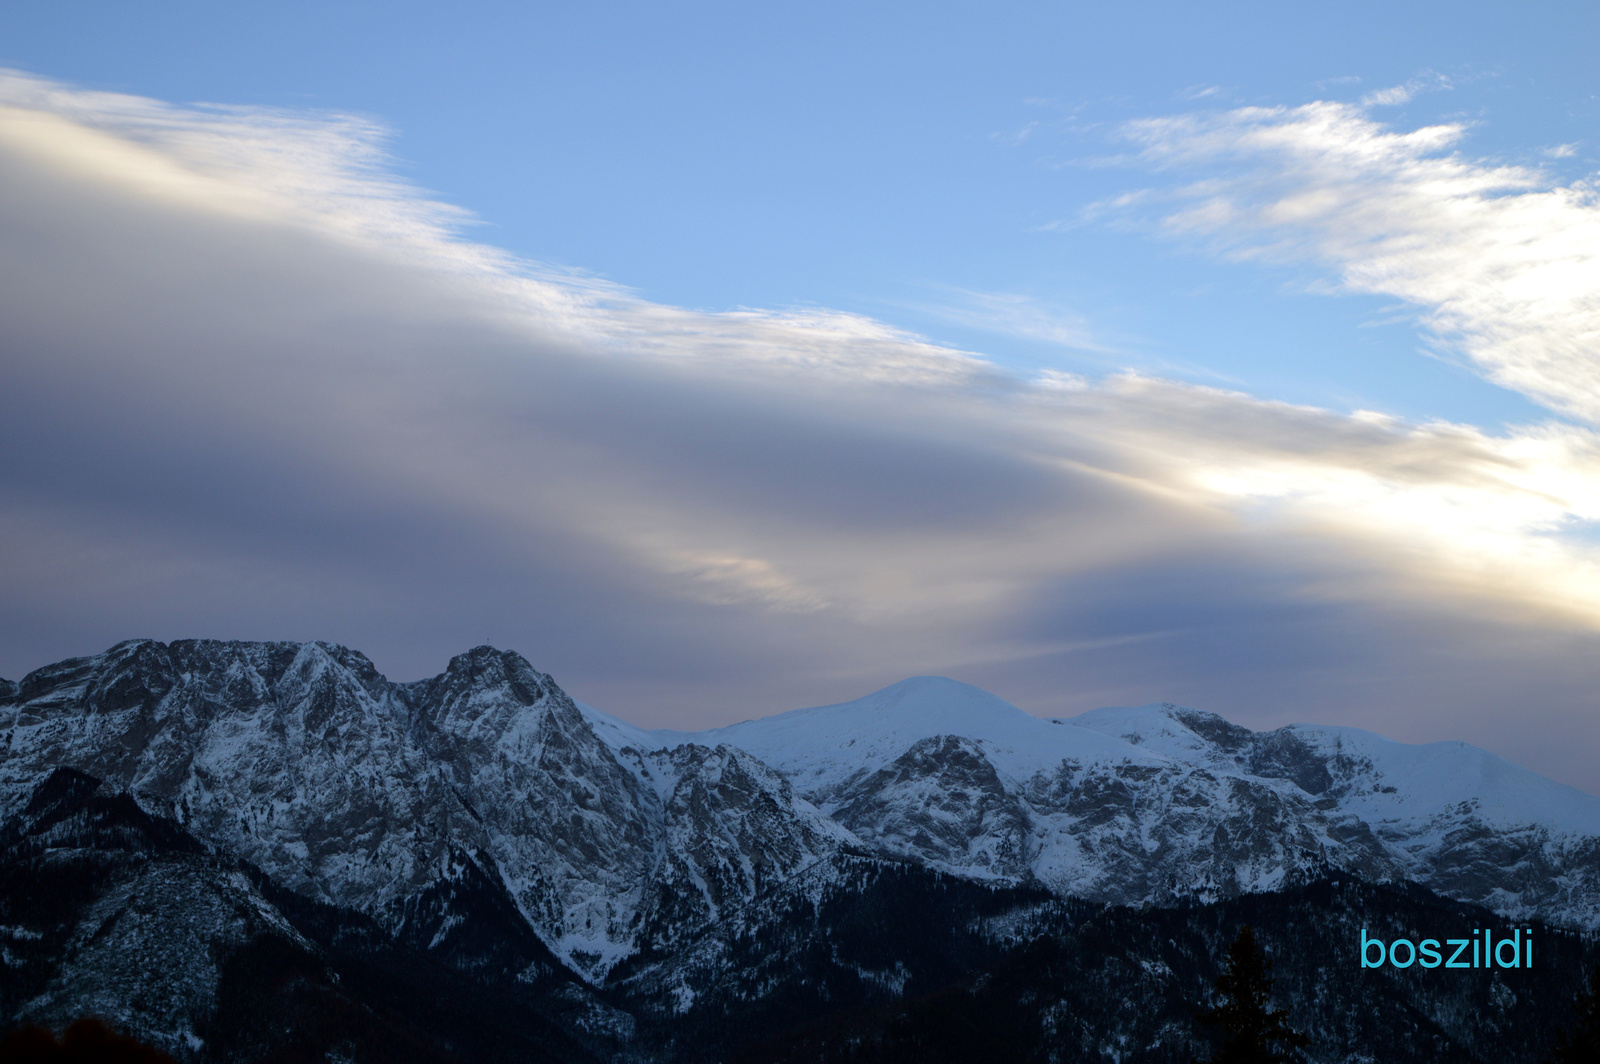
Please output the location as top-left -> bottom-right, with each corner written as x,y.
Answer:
652,679 -> 1600,917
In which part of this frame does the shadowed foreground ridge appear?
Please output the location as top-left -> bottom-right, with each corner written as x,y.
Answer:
2,639 -> 1599,1062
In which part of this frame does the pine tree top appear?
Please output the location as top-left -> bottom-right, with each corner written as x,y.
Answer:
1197,925 -> 1309,1064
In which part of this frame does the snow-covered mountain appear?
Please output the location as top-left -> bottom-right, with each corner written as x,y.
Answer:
9,765 -> 1594,1064
4,640 -> 1599,986
659,676 -> 1600,926
7,640 -> 1600,1063
0,639 -> 845,980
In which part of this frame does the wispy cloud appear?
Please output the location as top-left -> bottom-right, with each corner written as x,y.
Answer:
658,550 -> 829,613
992,120 -> 1040,146
1118,98 -> 1600,424
1360,71 -> 1452,107
901,287 -> 1108,352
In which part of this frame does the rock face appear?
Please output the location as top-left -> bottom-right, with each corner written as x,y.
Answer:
681,677 -> 1600,929
0,639 -> 845,980
830,734 -> 1032,880
0,768 -> 614,1063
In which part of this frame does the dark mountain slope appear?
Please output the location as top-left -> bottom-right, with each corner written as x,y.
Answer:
0,768 -> 611,1064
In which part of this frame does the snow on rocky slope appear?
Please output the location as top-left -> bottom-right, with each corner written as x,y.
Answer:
652,676 -> 1600,925
0,640 -> 845,980
5,640 -> 1599,987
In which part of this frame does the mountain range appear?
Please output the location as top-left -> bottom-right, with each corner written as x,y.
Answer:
3,638 -> 1598,1062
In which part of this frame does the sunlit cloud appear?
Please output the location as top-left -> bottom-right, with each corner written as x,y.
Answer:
1118,98 -> 1600,424
1054,376 -> 1600,629
659,550 -> 830,613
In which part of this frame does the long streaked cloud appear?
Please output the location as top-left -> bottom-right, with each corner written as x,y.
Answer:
3,71 -> 1600,790
1117,98 -> 1600,424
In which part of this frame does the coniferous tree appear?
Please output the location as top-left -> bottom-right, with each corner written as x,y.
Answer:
1549,964 -> 1600,1064
1195,925 -> 1309,1064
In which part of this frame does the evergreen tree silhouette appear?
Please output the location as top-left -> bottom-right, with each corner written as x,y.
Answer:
1195,925 -> 1309,1064
1548,963 -> 1600,1064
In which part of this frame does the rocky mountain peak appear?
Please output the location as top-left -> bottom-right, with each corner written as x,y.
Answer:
417,645 -> 557,709
2,639 -> 869,980
75,639 -> 179,715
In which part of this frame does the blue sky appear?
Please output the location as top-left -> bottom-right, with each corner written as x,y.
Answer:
4,2 -> 1600,790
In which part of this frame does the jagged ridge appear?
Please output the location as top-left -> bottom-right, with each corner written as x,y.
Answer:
0,639 -> 844,981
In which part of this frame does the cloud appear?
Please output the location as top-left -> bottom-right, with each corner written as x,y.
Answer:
658,550 -> 829,612
1118,98 -> 1600,425
1060,376 -> 1600,631
902,287 -> 1108,353
1360,84 -> 1418,107
993,120 -> 1040,146
1360,71 -> 1452,107
3,71 -> 1600,791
